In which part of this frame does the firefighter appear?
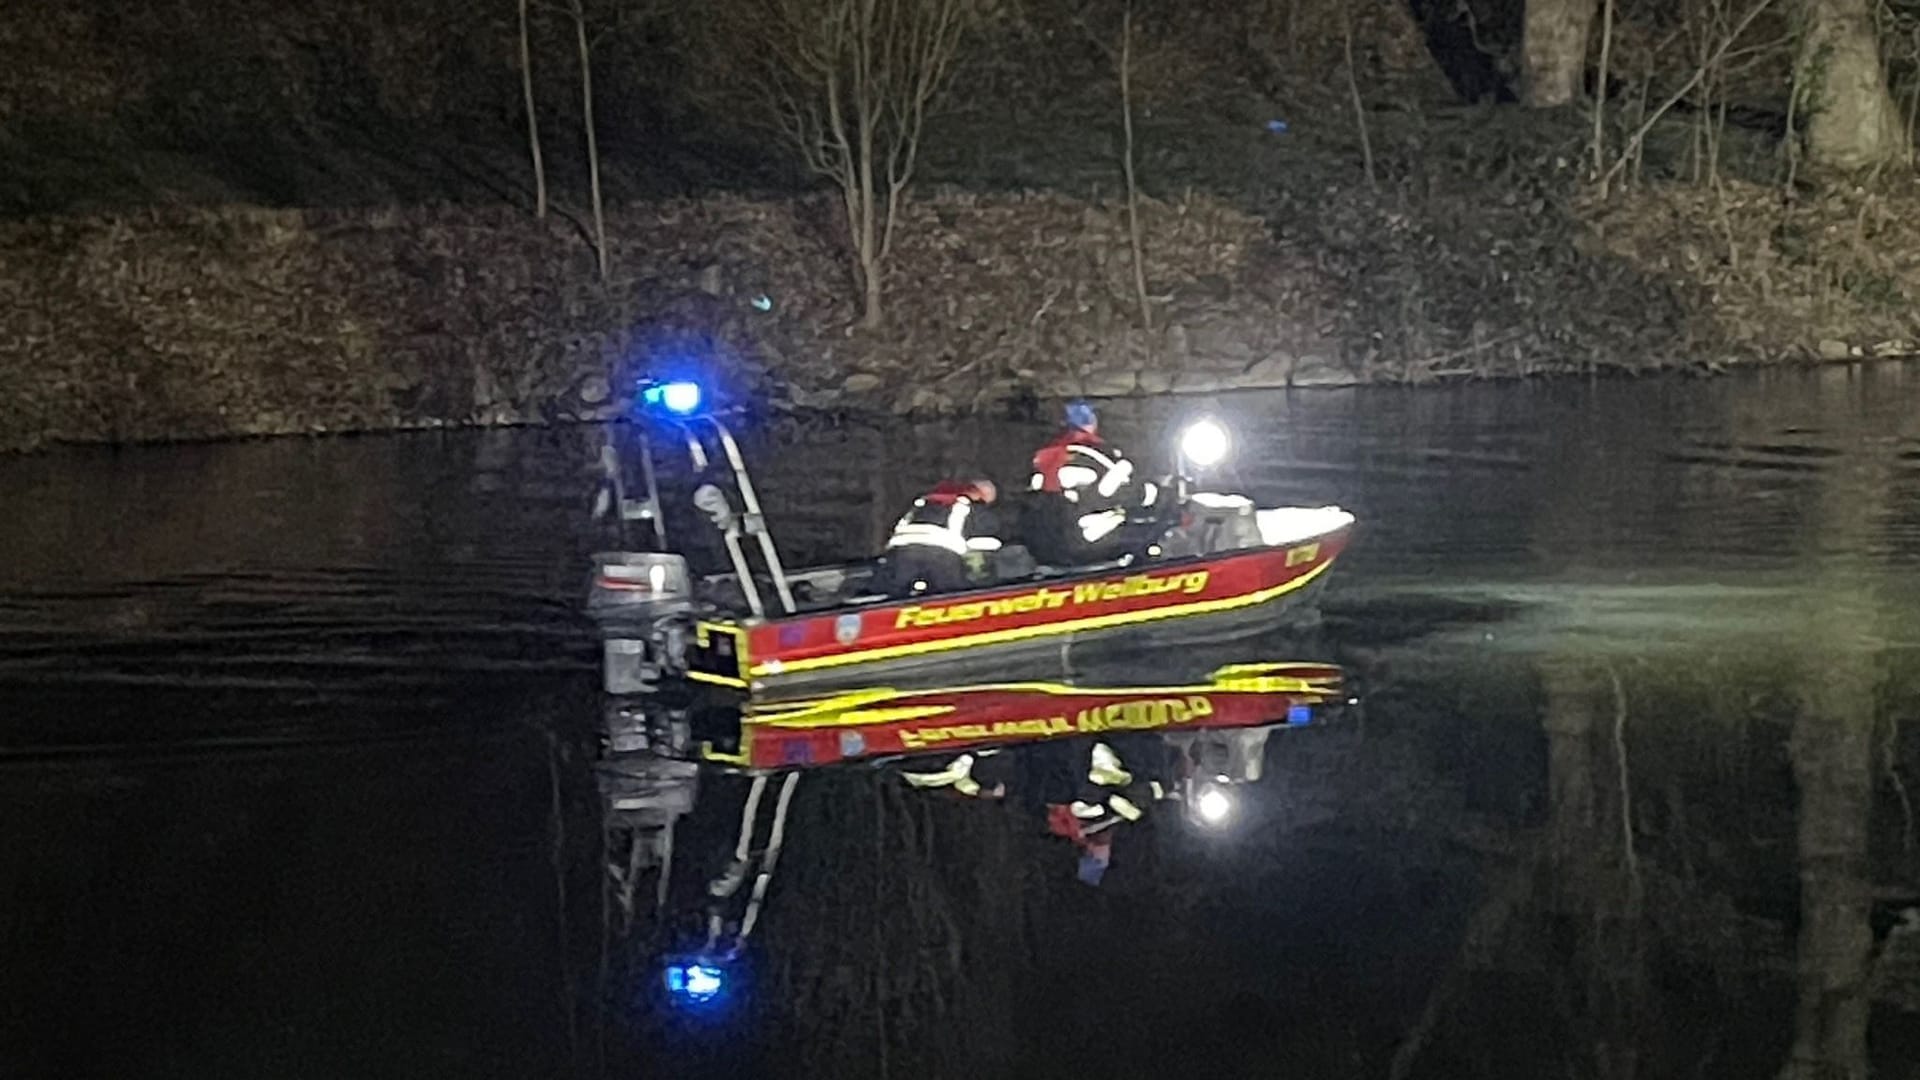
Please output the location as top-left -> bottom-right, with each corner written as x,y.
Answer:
1027,401 -> 1162,565
876,479 -> 1003,598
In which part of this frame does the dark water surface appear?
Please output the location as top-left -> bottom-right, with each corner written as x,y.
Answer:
4,367 -> 1920,1079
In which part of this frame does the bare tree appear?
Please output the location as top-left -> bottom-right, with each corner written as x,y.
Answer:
1524,0 -> 1600,106
724,0 -> 977,329
563,0 -> 610,279
1590,0 -> 1616,183
1342,3 -> 1377,191
1074,0 -> 1153,330
1796,0 -> 1911,171
518,0 -> 549,218
1599,0 -> 1781,191
1117,2 -> 1152,331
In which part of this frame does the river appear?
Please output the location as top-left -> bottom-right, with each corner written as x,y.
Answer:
3,365 -> 1918,1079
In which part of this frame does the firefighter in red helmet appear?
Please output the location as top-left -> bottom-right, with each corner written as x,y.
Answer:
876,479 -> 1004,597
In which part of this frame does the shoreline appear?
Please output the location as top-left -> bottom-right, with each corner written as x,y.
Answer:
10,355 -> 1915,458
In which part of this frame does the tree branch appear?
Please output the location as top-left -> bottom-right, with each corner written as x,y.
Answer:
1601,0 -> 1781,190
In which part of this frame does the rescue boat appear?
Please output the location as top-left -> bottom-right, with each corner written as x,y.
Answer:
669,511 -> 1351,693
586,381 -> 1357,696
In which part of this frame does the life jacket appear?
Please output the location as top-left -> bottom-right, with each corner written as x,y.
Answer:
887,482 -> 1001,556
1029,428 -> 1133,501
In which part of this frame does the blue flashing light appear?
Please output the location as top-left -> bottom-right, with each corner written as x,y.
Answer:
641,380 -> 703,416
665,961 -> 727,1004
1286,703 -> 1313,725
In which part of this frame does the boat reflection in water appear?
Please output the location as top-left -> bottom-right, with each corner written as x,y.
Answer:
594,653 -> 1352,1011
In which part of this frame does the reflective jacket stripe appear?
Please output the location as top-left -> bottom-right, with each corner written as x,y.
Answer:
1033,444 -> 1129,495
887,523 -> 970,556
887,497 -> 996,555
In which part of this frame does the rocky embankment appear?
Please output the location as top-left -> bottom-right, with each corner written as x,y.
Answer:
0,187 -> 1696,453
0,193 -> 1349,452
4,178 -> 1914,453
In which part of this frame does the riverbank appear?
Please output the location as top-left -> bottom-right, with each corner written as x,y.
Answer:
3,169 -> 1917,453
6,0 -> 1920,454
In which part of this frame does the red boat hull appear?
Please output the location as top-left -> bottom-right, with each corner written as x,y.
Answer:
687,526 -> 1350,691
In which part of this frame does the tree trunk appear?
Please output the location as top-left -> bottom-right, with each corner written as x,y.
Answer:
572,1 -> 609,280
855,0 -> 882,329
1342,4 -> 1377,190
1118,3 -> 1152,331
860,239 -> 883,329
1799,0 -> 1911,171
854,131 -> 882,328
1590,0 -> 1615,187
856,156 -> 881,328
1523,0 -> 1600,107
518,0 -> 547,219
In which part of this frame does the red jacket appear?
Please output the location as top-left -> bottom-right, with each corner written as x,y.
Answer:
1030,429 -> 1107,494
923,480 -> 993,505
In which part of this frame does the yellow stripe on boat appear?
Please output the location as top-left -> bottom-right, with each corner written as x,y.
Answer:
749,559 -> 1335,679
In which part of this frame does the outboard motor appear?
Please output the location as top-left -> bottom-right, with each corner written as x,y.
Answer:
589,552 -> 695,694
588,375 -> 804,695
